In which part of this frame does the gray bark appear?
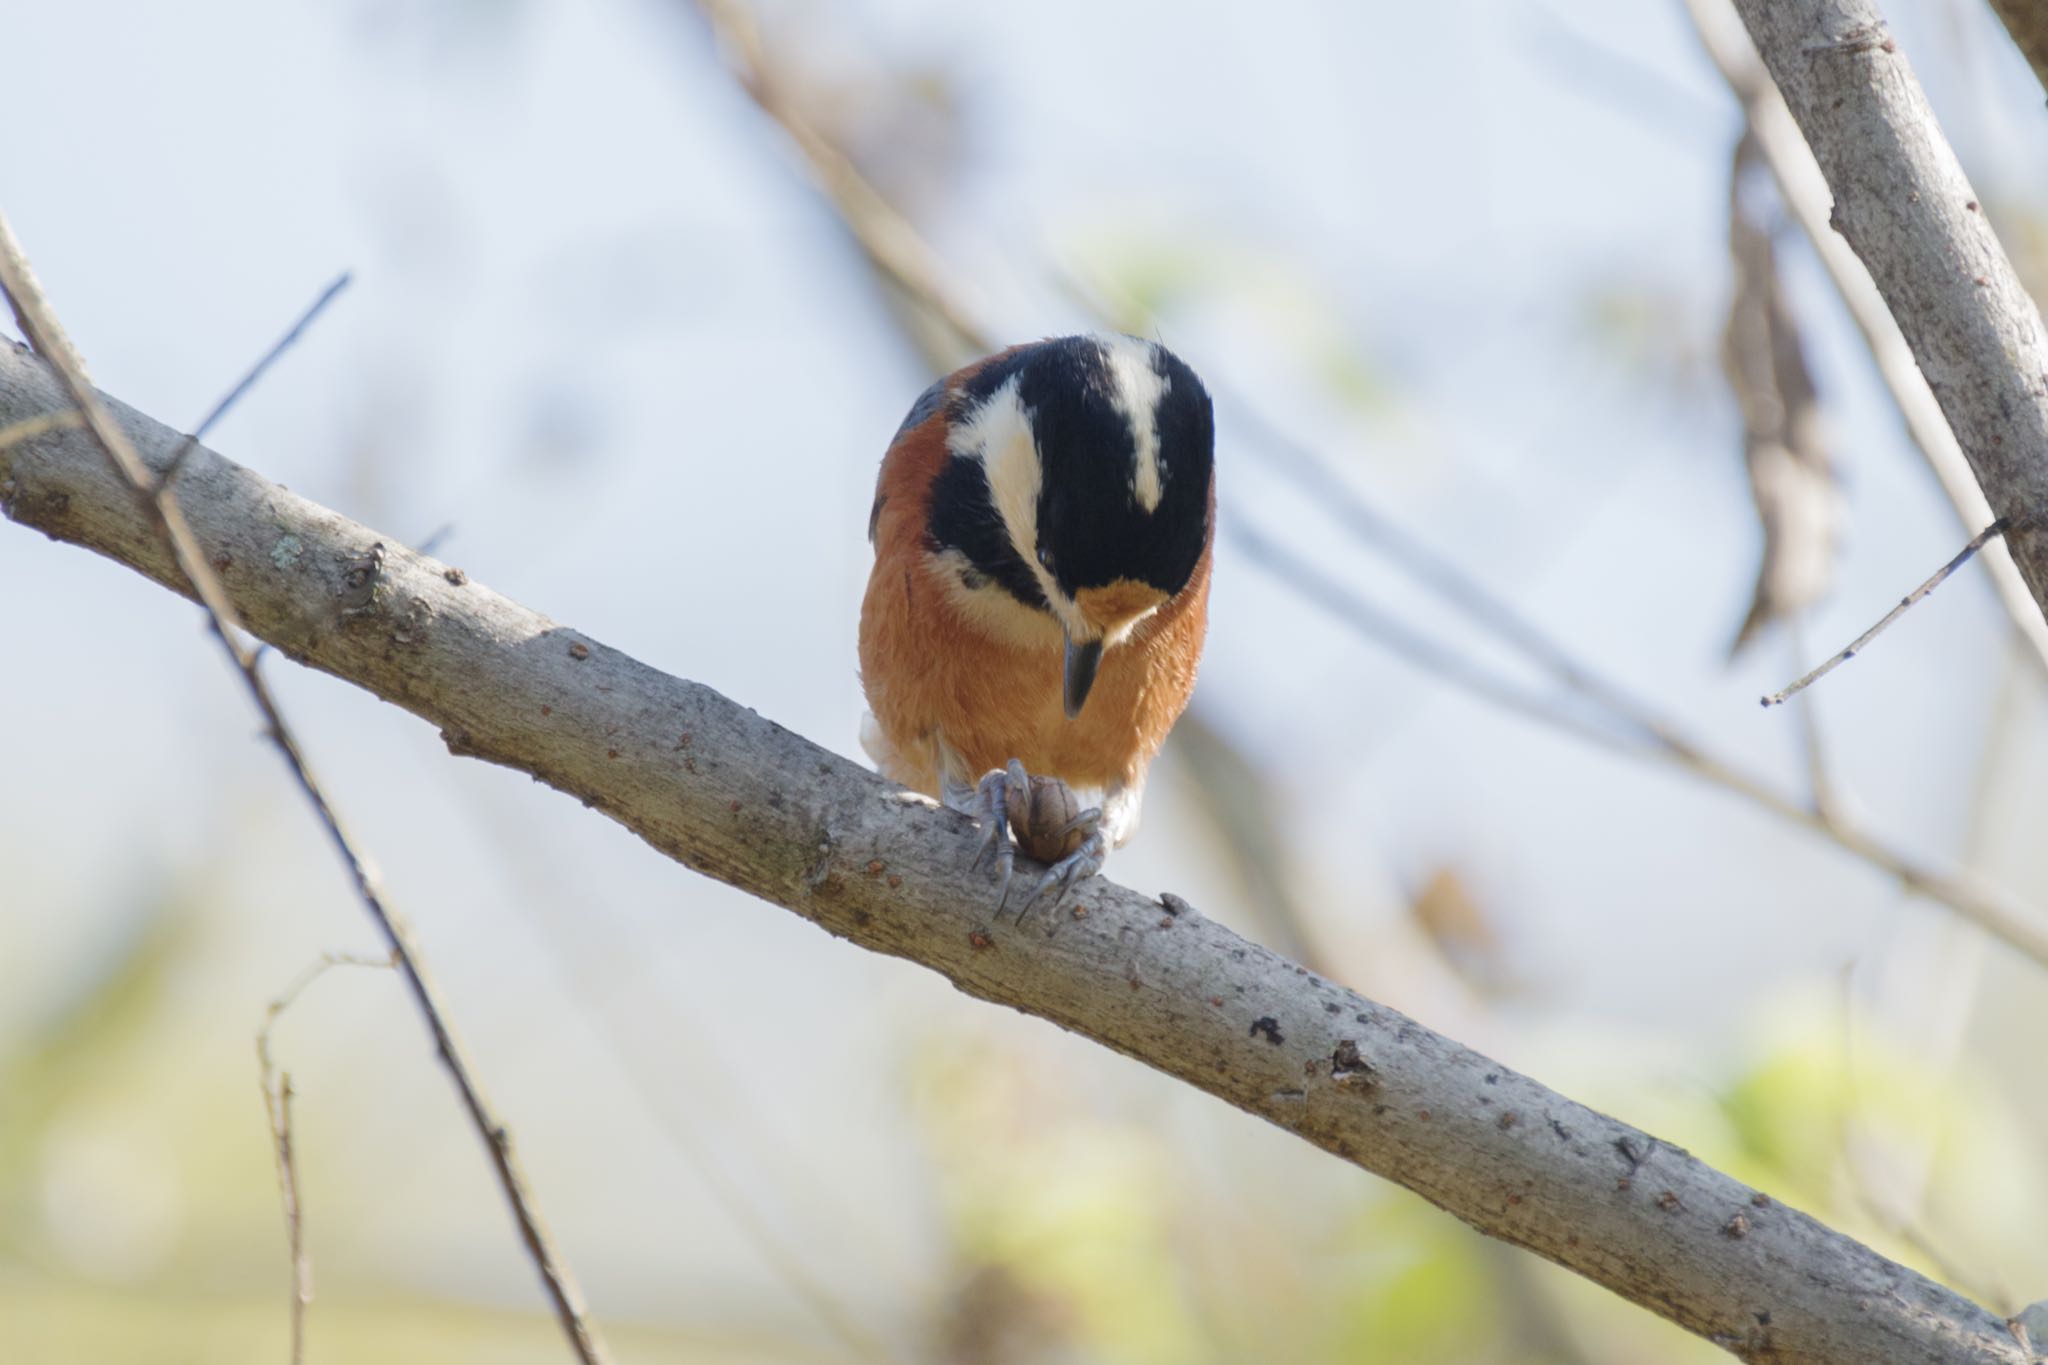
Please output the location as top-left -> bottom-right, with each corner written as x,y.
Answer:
1731,0 -> 2048,626
0,340 -> 2030,1363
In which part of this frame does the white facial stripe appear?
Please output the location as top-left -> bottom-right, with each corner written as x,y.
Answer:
948,377 -> 1064,612
1098,335 -> 1170,513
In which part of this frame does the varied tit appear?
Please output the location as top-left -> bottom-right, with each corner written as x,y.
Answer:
858,334 -> 1216,911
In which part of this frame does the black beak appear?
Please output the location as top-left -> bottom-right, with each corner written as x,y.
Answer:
1063,633 -> 1103,718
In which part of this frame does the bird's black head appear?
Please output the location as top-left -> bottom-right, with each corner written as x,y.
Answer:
923,334 -> 1215,713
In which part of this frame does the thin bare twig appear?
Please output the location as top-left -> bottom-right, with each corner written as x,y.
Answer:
679,4 -> 2048,968
0,213 -> 613,1365
1764,519 -> 2010,706
256,951 -> 396,1365
157,270 -> 352,492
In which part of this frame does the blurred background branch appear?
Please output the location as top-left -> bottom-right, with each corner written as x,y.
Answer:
1985,0 -> 2048,93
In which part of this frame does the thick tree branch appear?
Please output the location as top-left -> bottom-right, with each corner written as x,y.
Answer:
2,344 -> 2031,1362
1732,0 -> 2048,626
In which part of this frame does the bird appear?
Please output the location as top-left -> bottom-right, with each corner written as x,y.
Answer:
858,333 -> 1216,913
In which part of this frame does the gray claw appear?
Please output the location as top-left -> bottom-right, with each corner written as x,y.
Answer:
971,767 -> 1015,912
1013,819 -> 1105,923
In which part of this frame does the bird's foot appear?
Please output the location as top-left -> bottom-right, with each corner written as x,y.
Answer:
969,761 -> 1022,914
969,760 -> 1103,922
1013,820 -> 1105,922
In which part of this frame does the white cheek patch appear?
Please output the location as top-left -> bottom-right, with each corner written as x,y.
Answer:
1098,335 -> 1170,514
928,549 -> 1065,648
950,377 -> 1062,608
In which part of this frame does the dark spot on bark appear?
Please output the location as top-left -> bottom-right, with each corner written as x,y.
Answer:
569,641 -> 590,660
886,874 -> 902,889
1485,1073 -> 1498,1085
606,748 -> 619,759
1498,1111 -> 1519,1130
1615,1135 -> 1653,1174
540,704 -> 552,716
1250,1017 -> 1284,1045
1323,1002 -> 1341,1014
1754,1310 -> 1771,1326
1330,1040 -> 1376,1089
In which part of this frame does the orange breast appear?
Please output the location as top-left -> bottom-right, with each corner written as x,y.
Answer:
857,407 -> 1210,797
